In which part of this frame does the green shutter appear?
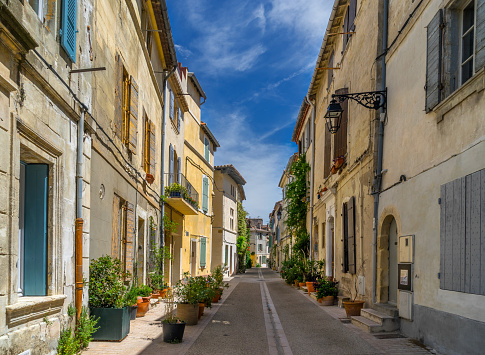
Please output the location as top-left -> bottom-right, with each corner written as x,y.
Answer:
202,176 -> 209,213
24,164 -> 49,296
200,237 -> 207,268
60,0 -> 77,62
204,137 -> 210,161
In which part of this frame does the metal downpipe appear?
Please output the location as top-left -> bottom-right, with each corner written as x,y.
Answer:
75,109 -> 85,322
372,0 -> 389,305
305,95 -> 316,261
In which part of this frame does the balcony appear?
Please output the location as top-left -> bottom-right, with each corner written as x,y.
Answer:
164,173 -> 199,215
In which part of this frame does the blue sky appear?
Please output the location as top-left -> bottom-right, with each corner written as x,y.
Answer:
167,0 -> 332,222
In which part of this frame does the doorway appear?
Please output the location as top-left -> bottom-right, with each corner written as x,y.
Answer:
388,218 -> 398,305
191,240 -> 197,276
136,218 -> 145,286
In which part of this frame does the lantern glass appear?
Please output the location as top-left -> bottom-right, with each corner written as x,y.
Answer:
324,99 -> 343,133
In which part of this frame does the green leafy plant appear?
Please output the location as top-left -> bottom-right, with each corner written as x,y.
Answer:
124,286 -> 139,306
75,307 -> 99,349
316,277 -> 339,298
136,285 -> 153,297
57,328 -> 79,355
174,272 -> 199,305
148,240 -> 173,290
163,289 -> 181,324
89,255 -> 129,308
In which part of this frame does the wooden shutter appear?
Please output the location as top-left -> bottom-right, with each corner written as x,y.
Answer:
149,121 -> 156,175
202,176 -> 209,213
112,195 -> 121,259
426,9 -> 443,112
177,157 -> 182,184
440,169 -> 485,296
324,124 -> 331,177
200,237 -> 207,268
169,89 -> 174,119
169,144 -> 174,185
114,54 -> 124,138
341,203 -> 348,273
204,137 -> 210,161
60,0 -> 77,62
348,196 -> 356,274
128,76 -> 138,153
124,202 -> 135,280
327,51 -> 334,90
334,88 -> 348,159
177,108 -> 181,131
476,0 -> 485,71
342,5 -> 349,52
23,164 -> 48,296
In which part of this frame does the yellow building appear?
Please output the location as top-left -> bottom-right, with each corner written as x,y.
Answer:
164,68 -> 219,282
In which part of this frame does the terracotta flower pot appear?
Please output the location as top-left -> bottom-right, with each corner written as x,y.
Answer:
299,282 -> 306,288
198,303 -> 205,319
334,157 -> 344,169
146,173 -> 155,184
342,300 -> 365,318
318,295 -> 335,306
136,299 -> 150,317
294,280 -> 299,287
160,288 -> 168,298
306,282 -> 316,294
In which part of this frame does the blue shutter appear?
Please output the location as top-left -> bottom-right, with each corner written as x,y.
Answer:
24,164 -> 48,296
202,176 -> 209,213
177,108 -> 181,132
179,108 -> 184,121
169,144 -> 174,185
200,237 -> 207,268
60,0 -> 77,62
169,89 -> 174,119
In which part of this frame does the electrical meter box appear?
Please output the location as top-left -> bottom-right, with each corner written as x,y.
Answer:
399,235 -> 414,263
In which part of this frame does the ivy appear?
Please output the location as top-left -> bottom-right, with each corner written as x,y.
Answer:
237,202 -> 250,272
284,153 -> 311,257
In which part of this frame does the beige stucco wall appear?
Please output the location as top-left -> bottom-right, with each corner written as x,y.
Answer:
381,0 -> 485,322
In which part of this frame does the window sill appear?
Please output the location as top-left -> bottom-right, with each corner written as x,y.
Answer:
434,68 -> 485,122
6,295 -> 66,328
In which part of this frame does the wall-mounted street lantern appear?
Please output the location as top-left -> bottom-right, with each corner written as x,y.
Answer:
324,89 -> 387,133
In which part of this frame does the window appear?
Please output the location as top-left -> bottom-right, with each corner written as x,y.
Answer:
202,176 -> 209,213
19,162 -> 49,296
204,137 -> 210,162
111,196 -> 135,280
28,0 -> 44,19
230,208 -> 234,231
342,0 -> 357,53
225,245 -> 228,266
230,184 -> 236,197
327,51 -> 334,90
334,88 -> 348,160
342,197 -> 356,274
426,2 -> 485,111
114,54 -> 138,154
258,244 -> 263,252
440,168 -> 485,295
199,237 -> 207,268
258,233 -> 262,240
143,114 -> 156,176
60,0 -> 78,62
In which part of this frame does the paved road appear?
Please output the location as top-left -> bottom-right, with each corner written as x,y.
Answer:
185,268 -> 435,355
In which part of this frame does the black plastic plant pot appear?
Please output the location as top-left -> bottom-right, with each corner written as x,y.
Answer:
162,321 -> 186,343
90,306 -> 131,341
130,305 -> 138,320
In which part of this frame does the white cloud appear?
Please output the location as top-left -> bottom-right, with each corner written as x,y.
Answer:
211,111 -> 294,222
174,44 -> 193,58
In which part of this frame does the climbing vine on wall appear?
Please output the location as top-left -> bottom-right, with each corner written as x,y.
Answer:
284,153 -> 310,257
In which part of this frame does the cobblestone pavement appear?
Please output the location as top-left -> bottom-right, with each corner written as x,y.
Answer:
83,269 -> 440,355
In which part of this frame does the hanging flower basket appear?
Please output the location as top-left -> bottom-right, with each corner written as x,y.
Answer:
146,173 -> 155,184
333,157 -> 344,169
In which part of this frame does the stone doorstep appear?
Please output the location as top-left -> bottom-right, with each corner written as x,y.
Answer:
351,308 -> 400,333
6,295 -> 66,328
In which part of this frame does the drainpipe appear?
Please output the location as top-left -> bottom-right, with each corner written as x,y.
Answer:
75,108 -> 85,323
160,65 -> 177,245
305,95 -> 315,261
372,0 -> 389,305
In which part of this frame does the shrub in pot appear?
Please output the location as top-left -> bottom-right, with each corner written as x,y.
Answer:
124,287 -> 139,320
316,277 -> 338,306
211,265 -> 229,299
89,255 -> 131,341
174,273 -> 199,325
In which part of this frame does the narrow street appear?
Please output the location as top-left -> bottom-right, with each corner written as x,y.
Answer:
85,268 -> 437,355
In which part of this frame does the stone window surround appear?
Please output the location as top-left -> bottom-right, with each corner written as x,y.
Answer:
7,118 -> 64,322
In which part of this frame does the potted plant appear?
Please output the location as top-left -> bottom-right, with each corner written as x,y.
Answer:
211,265 -> 229,300
165,183 -> 182,198
124,286 -> 139,320
162,289 -> 186,343
316,277 -> 338,306
148,241 -> 172,297
341,262 -> 366,317
135,285 -> 153,317
305,259 -> 325,294
174,273 -> 199,325
89,255 -> 131,341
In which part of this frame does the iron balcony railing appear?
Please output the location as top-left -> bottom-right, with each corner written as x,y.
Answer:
164,173 -> 199,210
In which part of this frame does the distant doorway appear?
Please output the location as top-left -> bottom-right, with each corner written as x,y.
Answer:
136,218 -> 145,286
191,240 -> 197,276
388,218 -> 398,305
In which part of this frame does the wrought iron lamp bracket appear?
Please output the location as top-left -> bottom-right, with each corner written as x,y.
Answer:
332,89 -> 387,110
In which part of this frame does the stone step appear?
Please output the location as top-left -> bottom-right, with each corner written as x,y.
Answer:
373,303 -> 399,317
360,308 -> 394,325
351,316 -> 383,333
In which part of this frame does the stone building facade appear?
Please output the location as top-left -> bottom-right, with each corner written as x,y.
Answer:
212,164 -> 246,275
0,0 -> 94,353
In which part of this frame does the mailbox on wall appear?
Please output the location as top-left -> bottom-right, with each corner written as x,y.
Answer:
399,235 -> 414,263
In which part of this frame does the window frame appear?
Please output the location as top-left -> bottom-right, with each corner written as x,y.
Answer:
459,0 -> 476,85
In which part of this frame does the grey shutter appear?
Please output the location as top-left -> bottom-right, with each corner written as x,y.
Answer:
341,203 -> 347,273
169,144 -> 174,185
327,51 -> 334,90
177,108 -> 181,131
202,176 -> 209,213
177,157 -> 182,184
476,0 -> 485,71
169,89 -> 174,119
200,237 -> 207,268
348,196 -> 356,274
426,9 -> 443,112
